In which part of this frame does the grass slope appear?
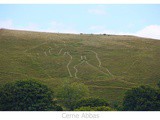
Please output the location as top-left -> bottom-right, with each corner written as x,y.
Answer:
0,29 -> 160,104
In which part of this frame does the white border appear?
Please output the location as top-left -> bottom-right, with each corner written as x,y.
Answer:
0,111 -> 160,120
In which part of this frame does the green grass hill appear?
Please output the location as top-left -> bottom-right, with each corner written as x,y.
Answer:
0,29 -> 160,105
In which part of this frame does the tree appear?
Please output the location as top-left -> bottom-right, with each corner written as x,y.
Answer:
0,80 -> 60,111
74,106 -> 114,111
123,85 -> 160,111
74,97 -> 109,110
56,81 -> 89,110
157,81 -> 160,88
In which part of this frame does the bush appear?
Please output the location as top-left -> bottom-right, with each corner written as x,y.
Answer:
0,80 -> 58,111
157,81 -> 160,88
74,97 -> 109,109
112,101 -> 123,111
75,106 -> 93,111
95,106 -> 114,111
52,104 -> 63,111
56,81 -> 89,110
75,106 -> 114,111
123,85 -> 160,111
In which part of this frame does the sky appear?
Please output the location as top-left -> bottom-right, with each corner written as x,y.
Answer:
0,4 -> 160,39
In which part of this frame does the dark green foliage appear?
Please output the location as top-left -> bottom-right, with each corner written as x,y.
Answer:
157,81 -> 160,88
74,106 -> 114,111
74,97 -> 109,109
123,85 -> 160,111
0,80 -> 57,111
56,81 -> 89,110
52,104 -> 63,111
112,101 -> 123,111
75,106 -> 94,111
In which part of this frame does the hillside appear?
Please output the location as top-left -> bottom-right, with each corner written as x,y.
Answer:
0,29 -> 160,104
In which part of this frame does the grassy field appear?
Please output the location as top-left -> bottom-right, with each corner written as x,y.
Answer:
0,29 -> 160,105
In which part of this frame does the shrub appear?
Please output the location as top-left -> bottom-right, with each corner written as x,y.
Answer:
157,81 -> 160,88
56,81 -> 89,110
123,85 -> 160,111
74,106 -> 114,111
0,80 -> 57,111
74,97 -> 109,109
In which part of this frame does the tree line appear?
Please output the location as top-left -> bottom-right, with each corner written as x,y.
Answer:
0,79 -> 160,111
